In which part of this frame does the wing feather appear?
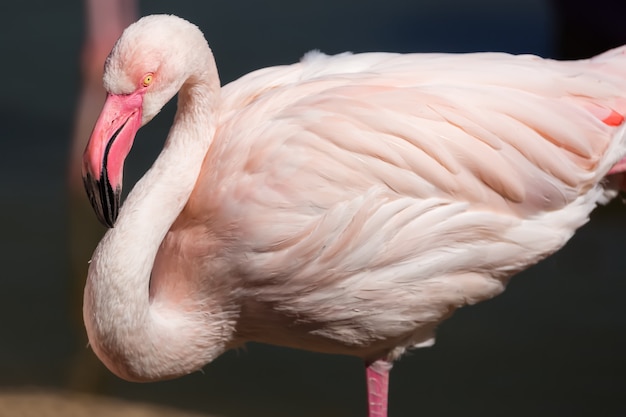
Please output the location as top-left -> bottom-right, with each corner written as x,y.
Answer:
184,49 -> 626,349
202,47 -> 626,256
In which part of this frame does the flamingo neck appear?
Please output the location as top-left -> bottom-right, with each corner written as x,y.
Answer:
83,68 -> 232,381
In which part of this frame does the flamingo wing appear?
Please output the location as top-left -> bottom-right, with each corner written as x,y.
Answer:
170,48 -> 626,355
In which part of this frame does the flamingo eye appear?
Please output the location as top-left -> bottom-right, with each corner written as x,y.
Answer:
142,73 -> 154,87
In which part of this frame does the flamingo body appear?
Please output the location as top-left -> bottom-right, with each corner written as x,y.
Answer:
81,15 -> 626,416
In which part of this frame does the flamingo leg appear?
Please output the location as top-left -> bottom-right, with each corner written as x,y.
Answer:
366,359 -> 393,417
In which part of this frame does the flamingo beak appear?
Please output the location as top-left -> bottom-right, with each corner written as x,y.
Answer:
82,92 -> 143,228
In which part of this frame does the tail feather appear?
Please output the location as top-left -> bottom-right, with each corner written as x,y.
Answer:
590,46 -> 626,191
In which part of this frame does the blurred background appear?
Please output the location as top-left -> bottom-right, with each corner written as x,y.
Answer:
1,0 -> 626,416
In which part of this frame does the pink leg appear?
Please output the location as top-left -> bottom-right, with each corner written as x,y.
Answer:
366,359 -> 393,417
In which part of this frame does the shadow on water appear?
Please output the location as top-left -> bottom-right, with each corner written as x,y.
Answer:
1,1 -> 625,416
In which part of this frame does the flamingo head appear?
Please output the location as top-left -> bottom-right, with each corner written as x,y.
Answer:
82,15 -> 210,227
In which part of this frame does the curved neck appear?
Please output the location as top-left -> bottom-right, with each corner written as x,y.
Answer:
84,63 -> 232,381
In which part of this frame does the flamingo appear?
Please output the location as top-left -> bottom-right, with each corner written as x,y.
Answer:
81,14 -> 626,417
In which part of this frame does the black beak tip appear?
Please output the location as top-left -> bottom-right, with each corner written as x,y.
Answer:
82,172 -> 120,229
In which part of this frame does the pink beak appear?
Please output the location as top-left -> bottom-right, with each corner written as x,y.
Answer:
82,92 -> 144,227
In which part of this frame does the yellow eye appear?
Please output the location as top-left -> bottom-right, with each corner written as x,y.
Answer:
142,73 -> 154,87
